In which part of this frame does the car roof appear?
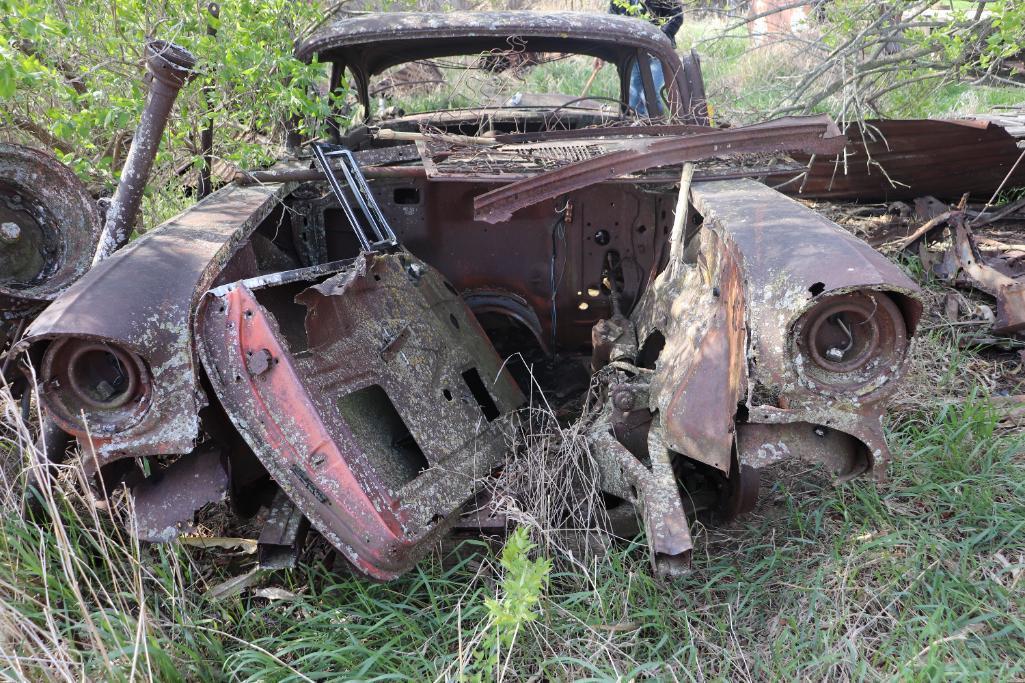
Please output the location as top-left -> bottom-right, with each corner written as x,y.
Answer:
295,11 -> 677,75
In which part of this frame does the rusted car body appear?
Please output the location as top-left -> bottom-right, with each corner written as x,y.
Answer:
11,11 -> 923,580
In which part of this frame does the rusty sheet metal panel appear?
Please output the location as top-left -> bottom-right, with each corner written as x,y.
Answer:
196,252 -> 523,579
21,181 -> 291,464
632,229 -> 747,475
773,117 -> 1025,201
473,115 -> 845,223
357,177 -> 674,351
690,179 -> 923,476
132,446 -> 229,542
0,143 -> 100,318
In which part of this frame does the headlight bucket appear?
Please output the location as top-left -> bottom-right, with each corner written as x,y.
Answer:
41,338 -> 152,434
792,291 -> 908,398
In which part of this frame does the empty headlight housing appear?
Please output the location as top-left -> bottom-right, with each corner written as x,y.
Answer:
41,338 -> 152,434
791,291 -> 909,399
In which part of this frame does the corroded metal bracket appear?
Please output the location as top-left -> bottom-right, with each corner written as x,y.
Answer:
588,412 -> 692,578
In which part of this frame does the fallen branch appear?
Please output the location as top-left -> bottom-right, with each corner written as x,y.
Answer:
897,210 -> 957,251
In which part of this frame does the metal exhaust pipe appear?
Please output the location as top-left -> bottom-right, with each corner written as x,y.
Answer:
92,40 -> 197,265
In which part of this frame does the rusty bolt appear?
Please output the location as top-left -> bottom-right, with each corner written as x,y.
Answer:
0,222 -> 21,243
612,389 -> 636,411
246,348 -> 273,376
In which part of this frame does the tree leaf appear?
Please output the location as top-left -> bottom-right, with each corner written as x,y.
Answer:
0,61 -> 16,99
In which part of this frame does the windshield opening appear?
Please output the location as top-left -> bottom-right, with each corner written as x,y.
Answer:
368,50 -> 623,120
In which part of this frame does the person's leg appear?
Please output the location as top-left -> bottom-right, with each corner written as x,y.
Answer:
650,58 -> 665,116
628,60 -> 647,117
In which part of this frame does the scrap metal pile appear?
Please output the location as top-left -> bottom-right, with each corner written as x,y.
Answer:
1,11 -> 1021,582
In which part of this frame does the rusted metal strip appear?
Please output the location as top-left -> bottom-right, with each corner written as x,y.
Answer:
494,123 -> 716,145
473,115 -> 845,223
235,165 -> 427,185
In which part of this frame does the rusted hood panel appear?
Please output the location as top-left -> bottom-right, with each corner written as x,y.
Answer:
21,181 -> 290,458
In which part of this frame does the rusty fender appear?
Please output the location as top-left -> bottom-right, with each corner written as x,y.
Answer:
18,179 -> 293,468
195,251 -> 523,579
638,179 -> 923,482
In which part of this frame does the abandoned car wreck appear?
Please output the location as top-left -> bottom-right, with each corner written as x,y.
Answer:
1,11 -> 929,581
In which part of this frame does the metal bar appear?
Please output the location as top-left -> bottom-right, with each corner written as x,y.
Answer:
237,162 -> 805,187
334,151 -> 387,244
237,166 -> 426,185
311,143 -> 397,251
494,123 -> 715,145
473,115 -> 846,223
312,145 -> 372,251
341,150 -> 397,245
636,51 -> 660,119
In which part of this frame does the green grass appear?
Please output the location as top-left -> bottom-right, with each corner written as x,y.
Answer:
2,362 -> 1023,680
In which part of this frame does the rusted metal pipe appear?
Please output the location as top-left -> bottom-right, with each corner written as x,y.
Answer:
233,165 -> 427,185
93,40 -> 197,265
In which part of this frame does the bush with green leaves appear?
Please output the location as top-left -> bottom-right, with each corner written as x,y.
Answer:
0,0 -> 340,224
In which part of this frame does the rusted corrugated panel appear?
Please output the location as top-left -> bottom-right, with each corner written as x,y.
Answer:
21,180 -> 292,464
774,117 -> 1025,201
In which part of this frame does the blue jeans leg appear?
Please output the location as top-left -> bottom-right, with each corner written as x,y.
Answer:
629,57 -> 665,118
